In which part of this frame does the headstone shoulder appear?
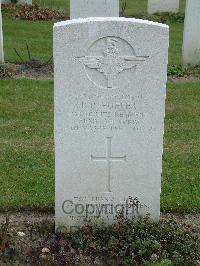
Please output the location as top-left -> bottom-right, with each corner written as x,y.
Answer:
54,17 -> 169,29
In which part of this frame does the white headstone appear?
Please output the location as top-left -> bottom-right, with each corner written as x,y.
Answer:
148,0 -> 179,14
182,0 -> 200,67
1,0 -> 32,5
54,17 -> 169,230
70,0 -> 119,19
0,0 -> 4,63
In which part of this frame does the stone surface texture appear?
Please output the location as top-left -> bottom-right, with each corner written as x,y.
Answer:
1,0 -> 32,4
0,1 -> 3,63
148,0 -> 179,14
54,17 -> 169,229
182,0 -> 200,67
70,0 -> 119,19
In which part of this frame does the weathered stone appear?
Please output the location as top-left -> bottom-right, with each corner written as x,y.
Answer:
0,1 -> 4,63
1,0 -> 32,5
54,17 -> 169,230
70,0 -> 119,19
182,0 -> 200,67
148,0 -> 179,14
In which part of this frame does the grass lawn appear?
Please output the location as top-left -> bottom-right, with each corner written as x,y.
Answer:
3,19 -> 53,63
2,19 -> 184,65
2,0 -> 185,65
0,79 -> 199,212
162,82 -> 200,212
0,80 -> 54,209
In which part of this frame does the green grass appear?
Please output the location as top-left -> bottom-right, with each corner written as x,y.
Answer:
0,79 -> 199,212
0,79 -> 54,209
168,23 -> 184,66
162,82 -> 200,212
2,18 -> 184,65
2,0 -> 186,64
3,19 -> 53,63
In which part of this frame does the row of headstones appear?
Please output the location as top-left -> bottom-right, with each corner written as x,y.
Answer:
0,0 -> 199,66
0,0 -> 181,14
0,0 -> 192,19
0,0 -> 195,15
71,0 -> 180,17
149,0 -> 200,66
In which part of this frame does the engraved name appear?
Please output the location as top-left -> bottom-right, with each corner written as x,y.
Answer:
68,93 -> 144,131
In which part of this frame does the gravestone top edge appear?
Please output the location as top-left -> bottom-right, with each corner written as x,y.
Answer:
54,17 -> 169,30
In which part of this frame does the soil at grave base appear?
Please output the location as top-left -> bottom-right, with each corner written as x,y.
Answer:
0,211 -> 199,233
168,75 -> 200,83
0,211 -> 199,265
0,61 -> 53,80
0,62 -> 200,82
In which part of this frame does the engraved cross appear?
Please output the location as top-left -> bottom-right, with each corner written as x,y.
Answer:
91,137 -> 126,192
